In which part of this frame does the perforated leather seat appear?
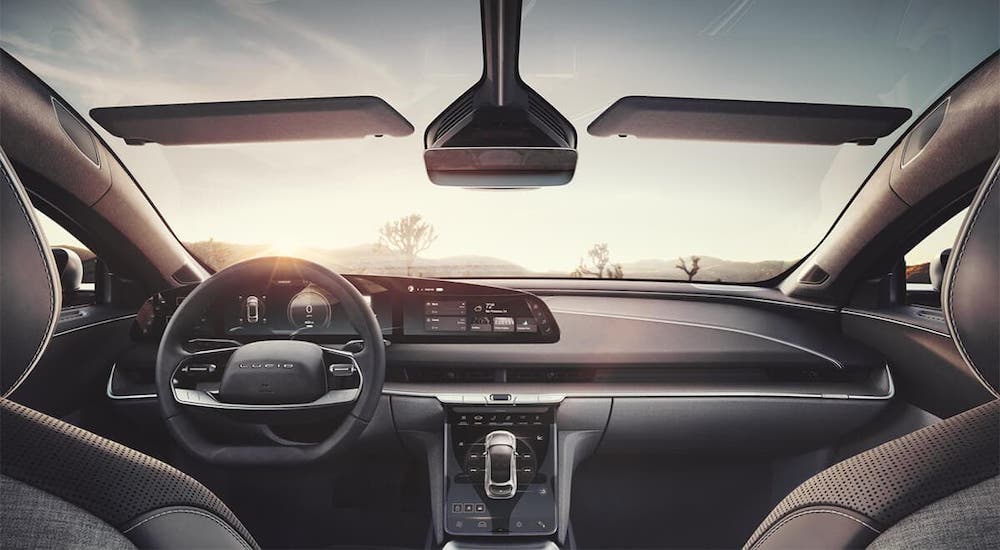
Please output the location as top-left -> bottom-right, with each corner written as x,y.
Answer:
0,152 -> 259,550
743,159 -> 1000,550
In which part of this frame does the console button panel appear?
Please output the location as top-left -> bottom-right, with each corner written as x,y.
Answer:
445,407 -> 557,536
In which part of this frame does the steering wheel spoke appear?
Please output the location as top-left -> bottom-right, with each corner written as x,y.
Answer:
170,343 -> 364,412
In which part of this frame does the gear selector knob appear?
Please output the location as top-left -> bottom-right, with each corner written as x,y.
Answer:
484,430 -> 517,499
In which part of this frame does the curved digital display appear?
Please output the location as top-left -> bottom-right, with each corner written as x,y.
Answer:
134,275 -> 559,344
413,297 -> 550,338
224,279 -> 386,337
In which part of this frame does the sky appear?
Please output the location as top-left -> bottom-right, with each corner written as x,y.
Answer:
2,0 -> 997,276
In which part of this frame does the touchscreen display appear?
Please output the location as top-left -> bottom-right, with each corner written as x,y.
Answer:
415,297 -> 540,335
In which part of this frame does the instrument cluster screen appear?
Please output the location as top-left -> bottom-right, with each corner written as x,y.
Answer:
224,279 -> 387,337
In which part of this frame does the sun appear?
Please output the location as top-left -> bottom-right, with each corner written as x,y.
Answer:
265,239 -> 304,258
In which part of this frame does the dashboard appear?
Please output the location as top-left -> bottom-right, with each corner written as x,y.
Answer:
134,274 -> 561,344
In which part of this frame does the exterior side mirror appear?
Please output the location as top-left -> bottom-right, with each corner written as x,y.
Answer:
929,248 -> 951,292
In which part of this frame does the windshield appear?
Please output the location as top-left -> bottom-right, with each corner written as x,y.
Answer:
2,1 -> 997,282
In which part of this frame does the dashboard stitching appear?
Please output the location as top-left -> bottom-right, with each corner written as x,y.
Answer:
841,309 -> 950,338
942,172 -> 999,398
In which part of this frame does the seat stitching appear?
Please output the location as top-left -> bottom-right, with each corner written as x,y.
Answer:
1,169 -> 57,396
750,508 -> 881,550
944,173 -> 998,397
122,508 -> 252,550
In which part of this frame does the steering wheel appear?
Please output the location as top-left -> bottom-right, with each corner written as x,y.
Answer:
156,257 -> 385,465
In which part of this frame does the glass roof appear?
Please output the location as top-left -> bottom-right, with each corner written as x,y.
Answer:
2,0 -> 997,281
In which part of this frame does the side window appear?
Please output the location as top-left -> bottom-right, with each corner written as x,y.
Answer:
33,210 -> 99,307
904,208 -> 967,306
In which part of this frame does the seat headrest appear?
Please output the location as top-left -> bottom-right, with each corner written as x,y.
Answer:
0,150 -> 61,396
943,155 -> 1000,397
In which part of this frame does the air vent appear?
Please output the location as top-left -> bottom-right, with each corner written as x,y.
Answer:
799,265 -> 829,285
389,364 -> 870,387
52,98 -> 100,167
507,368 -> 595,383
391,367 -> 496,384
172,263 -> 202,284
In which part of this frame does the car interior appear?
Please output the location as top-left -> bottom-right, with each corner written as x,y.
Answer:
0,1 -> 998,549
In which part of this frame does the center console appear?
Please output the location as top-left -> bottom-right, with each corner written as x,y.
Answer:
445,403 -> 558,537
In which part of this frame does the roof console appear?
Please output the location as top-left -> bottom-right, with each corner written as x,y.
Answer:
424,0 -> 578,188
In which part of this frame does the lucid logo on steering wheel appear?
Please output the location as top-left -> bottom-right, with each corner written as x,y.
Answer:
238,362 -> 295,369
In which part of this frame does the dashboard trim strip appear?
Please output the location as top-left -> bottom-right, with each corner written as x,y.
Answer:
549,308 -> 847,370
54,314 -> 137,338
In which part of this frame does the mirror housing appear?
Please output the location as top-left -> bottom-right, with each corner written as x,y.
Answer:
51,247 -> 83,295
424,0 -> 577,188
424,147 -> 577,188
930,248 -> 952,292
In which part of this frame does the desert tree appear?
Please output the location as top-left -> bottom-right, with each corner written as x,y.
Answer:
377,214 -> 437,276
572,243 -> 625,279
676,255 -> 701,281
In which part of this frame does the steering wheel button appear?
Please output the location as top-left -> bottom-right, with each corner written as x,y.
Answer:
329,364 -> 353,376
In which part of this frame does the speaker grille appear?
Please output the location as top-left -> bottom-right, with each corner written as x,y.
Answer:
52,98 -> 100,167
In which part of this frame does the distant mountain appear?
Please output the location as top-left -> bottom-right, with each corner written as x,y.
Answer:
185,240 -> 533,277
185,240 -> 270,269
906,262 -> 930,283
617,256 -> 795,282
184,240 -> 792,282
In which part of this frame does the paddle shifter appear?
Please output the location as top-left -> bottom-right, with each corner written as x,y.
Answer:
484,431 -> 517,499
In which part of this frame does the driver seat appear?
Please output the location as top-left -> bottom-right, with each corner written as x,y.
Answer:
0,155 -> 259,549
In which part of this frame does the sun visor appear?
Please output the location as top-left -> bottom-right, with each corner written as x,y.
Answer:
588,96 -> 911,145
90,96 -> 413,145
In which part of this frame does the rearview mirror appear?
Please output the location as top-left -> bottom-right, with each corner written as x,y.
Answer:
424,147 -> 577,188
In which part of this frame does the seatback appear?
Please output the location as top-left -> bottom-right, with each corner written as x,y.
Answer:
743,157 -> 1000,550
0,150 -> 259,549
